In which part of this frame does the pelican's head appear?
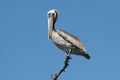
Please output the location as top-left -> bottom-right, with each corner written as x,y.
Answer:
47,9 -> 59,39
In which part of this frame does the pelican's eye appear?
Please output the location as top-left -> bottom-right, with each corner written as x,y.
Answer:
48,13 -> 51,18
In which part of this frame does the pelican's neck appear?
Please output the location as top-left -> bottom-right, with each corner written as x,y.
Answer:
53,22 -> 55,31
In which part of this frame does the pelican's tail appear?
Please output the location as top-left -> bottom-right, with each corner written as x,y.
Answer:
82,52 -> 90,59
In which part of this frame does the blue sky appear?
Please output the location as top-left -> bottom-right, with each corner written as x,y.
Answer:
0,0 -> 120,80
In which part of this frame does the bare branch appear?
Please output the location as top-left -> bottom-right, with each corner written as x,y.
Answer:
52,49 -> 72,80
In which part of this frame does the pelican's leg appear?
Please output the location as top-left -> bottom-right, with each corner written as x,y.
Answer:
63,49 -> 72,67
67,49 -> 72,59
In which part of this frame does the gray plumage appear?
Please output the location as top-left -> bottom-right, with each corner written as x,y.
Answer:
48,9 -> 90,59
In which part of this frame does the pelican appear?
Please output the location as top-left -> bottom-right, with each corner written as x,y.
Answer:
47,9 -> 90,59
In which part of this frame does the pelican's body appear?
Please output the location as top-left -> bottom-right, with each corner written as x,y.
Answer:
48,9 -> 90,59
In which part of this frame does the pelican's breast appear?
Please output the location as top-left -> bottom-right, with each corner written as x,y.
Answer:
51,31 -> 72,53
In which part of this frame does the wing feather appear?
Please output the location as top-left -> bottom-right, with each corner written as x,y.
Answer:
57,29 -> 87,53
57,29 -> 90,59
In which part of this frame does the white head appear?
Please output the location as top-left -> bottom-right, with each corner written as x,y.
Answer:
47,9 -> 59,23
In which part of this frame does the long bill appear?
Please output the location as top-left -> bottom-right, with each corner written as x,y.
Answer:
48,14 -> 54,39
